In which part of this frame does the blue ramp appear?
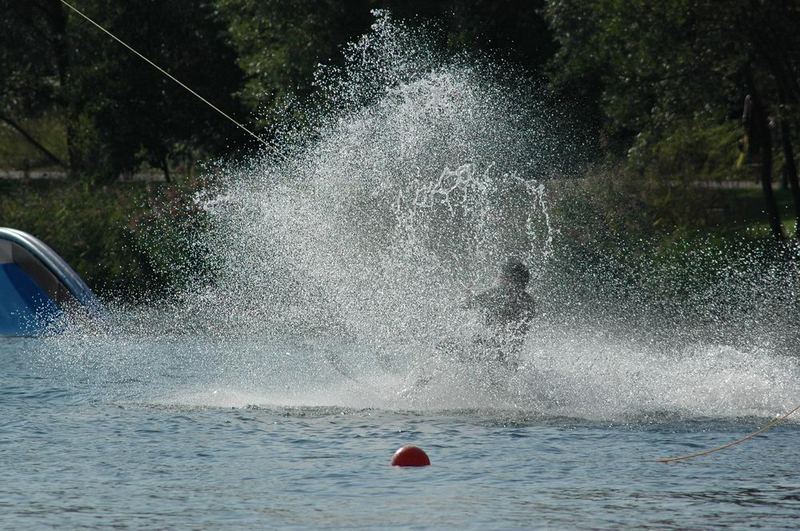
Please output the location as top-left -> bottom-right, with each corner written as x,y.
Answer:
0,228 -> 101,336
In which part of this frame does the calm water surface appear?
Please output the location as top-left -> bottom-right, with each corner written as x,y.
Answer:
2,337 -> 800,529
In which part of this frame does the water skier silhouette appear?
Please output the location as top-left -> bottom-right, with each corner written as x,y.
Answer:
401,258 -> 535,396
463,257 -> 536,369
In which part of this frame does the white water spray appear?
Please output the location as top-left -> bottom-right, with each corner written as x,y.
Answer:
41,12 -> 800,421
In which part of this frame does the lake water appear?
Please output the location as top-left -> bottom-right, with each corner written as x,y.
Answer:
4,336 -> 800,529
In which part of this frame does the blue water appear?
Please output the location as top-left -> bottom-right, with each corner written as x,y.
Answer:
3,337 -> 800,529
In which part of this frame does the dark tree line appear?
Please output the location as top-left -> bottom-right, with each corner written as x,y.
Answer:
1,0 -> 244,182
546,0 -> 800,243
2,0 -> 556,182
3,0 -> 800,244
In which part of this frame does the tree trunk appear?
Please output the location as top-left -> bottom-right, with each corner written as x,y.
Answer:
753,97 -> 784,242
745,66 -> 785,242
40,0 -> 79,177
770,55 -> 800,239
779,120 -> 800,239
161,156 -> 171,183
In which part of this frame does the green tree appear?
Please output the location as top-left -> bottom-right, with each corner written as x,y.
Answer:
545,0 -> 800,243
216,0 -> 373,124
383,0 -> 556,70
217,0 -> 557,126
67,0 -> 247,182
2,1 -> 246,182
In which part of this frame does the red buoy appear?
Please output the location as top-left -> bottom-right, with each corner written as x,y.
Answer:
391,445 -> 431,467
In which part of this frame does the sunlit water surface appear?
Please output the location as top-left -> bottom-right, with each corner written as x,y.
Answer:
3,337 -> 800,529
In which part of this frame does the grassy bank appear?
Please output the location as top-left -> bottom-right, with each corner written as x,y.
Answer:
0,116 -> 67,171
0,178 -> 210,302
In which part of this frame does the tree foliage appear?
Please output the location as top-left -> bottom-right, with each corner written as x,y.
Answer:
4,0 -> 800,245
1,0 -> 245,181
216,0 -> 373,119
2,1 -> 560,181
6,0 -> 800,298
545,0 -> 800,241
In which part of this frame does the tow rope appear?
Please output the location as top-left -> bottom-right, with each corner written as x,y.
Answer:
658,403 -> 800,463
58,0 -> 274,150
